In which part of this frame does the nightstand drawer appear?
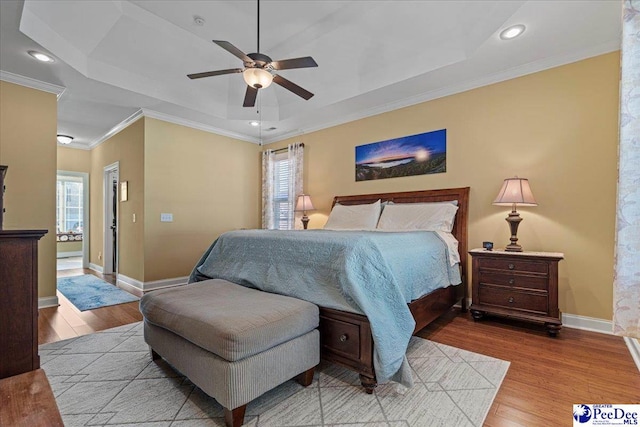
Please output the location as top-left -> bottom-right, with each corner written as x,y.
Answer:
478,286 -> 548,314
478,258 -> 548,274
479,271 -> 549,291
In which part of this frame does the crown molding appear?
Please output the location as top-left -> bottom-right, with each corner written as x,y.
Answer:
260,40 -> 620,144
0,70 -> 66,99
141,109 -> 260,145
88,109 -> 144,149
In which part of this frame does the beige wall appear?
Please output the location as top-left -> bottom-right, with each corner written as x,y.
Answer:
57,240 -> 82,254
90,118 -> 145,281
143,118 -> 261,282
270,53 -> 620,320
0,81 -> 57,298
57,146 -> 91,173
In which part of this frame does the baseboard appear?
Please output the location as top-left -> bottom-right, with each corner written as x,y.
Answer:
116,273 -> 188,293
142,276 -> 189,291
57,251 -> 82,259
561,313 -> 613,335
624,338 -> 640,373
38,296 -> 59,309
89,263 -> 103,273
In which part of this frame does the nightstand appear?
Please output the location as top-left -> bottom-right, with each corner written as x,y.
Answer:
469,249 -> 564,336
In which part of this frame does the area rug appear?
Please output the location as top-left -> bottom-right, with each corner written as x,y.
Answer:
40,322 -> 509,427
57,274 -> 139,311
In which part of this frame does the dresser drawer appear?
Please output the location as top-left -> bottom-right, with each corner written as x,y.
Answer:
478,257 -> 548,274
319,316 -> 361,360
478,285 -> 548,314
478,271 -> 549,291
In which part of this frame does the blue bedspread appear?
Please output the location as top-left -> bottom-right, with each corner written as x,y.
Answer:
189,229 -> 461,385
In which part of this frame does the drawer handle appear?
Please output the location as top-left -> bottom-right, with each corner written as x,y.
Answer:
508,278 -> 515,285
339,334 -> 349,342
508,297 -> 515,304
508,263 -> 515,270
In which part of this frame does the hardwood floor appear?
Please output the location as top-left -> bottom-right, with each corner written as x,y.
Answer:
417,311 -> 640,426
38,276 -> 639,426
39,268 -> 142,345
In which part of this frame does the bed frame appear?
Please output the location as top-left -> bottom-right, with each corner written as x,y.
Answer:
319,187 -> 470,393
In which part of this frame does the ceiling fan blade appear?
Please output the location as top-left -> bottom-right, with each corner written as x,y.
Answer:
270,56 -> 318,70
187,68 -> 243,79
212,40 -> 253,63
272,74 -> 314,100
243,86 -> 258,107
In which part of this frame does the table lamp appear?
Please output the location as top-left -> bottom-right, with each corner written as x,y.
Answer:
295,194 -> 315,229
493,177 -> 537,252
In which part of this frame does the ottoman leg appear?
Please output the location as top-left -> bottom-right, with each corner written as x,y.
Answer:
224,405 -> 246,427
295,366 -> 316,386
150,348 -> 160,361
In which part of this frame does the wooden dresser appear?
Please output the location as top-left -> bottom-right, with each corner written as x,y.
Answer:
469,248 -> 564,336
0,229 -> 48,379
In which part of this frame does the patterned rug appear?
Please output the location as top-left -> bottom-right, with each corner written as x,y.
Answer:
57,274 -> 139,311
40,322 -> 509,427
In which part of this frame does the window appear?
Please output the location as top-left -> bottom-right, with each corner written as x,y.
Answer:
272,153 -> 292,230
56,175 -> 83,235
262,143 -> 304,230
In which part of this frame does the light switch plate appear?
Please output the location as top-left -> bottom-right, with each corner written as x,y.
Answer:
160,213 -> 173,222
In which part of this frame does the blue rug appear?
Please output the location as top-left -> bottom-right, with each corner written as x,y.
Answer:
57,274 -> 139,311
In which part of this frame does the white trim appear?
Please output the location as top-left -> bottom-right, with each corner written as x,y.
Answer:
89,262 -> 103,274
116,273 -> 188,292
103,163 -> 119,275
0,70 -> 66,98
57,251 -> 82,258
142,109 -> 260,145
57,170 -> 90,269
562,313 -> 613,335
624,338 -> 640,373
88,110 -> 144,149
38,296 -> 59,309
260,40 -> 620,145
142,276 -> 189,291
116,273 -> 144,291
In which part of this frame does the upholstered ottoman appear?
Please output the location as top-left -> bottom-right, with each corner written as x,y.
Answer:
139,279 -> 319,427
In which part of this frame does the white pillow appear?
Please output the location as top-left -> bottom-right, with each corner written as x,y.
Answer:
376,202 -> 458,232
324,200 -> 382,230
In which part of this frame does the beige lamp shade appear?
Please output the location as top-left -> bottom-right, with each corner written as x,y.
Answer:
295,195 -> 315,212
493,177 -> 538,207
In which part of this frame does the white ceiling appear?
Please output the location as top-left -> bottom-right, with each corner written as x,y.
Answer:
0,0 -> 622,149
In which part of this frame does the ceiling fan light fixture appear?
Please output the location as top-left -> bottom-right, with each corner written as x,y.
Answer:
243,68 -> 273,89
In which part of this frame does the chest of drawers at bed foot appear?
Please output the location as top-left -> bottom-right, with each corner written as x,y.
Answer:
318,308 -> 374,377
469,249 -> 564,336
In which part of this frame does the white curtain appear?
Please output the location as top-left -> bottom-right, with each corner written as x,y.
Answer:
287,142 -> 304,230
613,0 -> 640,339
261,149 -> 276,229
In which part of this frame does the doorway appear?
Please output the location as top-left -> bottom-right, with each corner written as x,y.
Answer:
103,162 -> 119,276
56,171 -> 89,271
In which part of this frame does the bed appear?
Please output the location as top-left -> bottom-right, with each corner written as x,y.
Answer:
190,187 -> 469,393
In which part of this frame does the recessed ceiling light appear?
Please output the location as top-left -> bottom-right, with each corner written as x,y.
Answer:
57,135 -> 74,144
28,50 -> 54,63
499,24 -> 526,40
249,121 -> 260,127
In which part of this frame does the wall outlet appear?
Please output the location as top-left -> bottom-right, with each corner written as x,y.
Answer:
98,251 -> 102,260
132,213 -> 136,223
160,213 -> 173,222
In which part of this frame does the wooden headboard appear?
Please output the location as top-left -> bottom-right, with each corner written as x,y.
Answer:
332,187 -> 470,279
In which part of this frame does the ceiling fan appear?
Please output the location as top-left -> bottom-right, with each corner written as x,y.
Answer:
187,0 -> 318,108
